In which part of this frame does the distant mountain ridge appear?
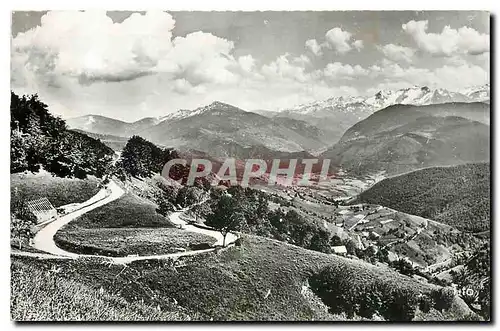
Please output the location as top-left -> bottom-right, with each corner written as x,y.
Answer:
138,101 -> 328,159
64,85 -> 490,160
269,84 -> 490,145
322,102 -> 490,176
66,114 -> 160,138
281,84 -> 490,117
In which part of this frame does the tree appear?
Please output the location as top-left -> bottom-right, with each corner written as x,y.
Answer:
309,229 -> 331,253
343,239 -> 357,255
432,287 -> 455,311
330,234 -> 343,246
479,279 -> 490,320
391,258 -> 415,276
155,195 -> 176,217
191,202 -> 212,222
10,91 -> 114,178
205,194 -> 245,246
376,247 -> 390,263
10,190 -> 37,249
119,135 -> 175,178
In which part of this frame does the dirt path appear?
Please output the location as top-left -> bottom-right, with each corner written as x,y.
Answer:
32,180 -> 125,257
23,179 -> 237,265
169,211 -> 238,246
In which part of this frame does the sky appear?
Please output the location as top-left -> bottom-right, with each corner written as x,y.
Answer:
11,11 -> 490,121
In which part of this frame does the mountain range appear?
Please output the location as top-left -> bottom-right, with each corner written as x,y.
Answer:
280,84 -> 490,116
267,84 -> 490,145
65,85 -> 490,169
322,102 -> 490,176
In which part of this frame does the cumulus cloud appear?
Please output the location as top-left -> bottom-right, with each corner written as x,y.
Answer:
10,11 -> 489,120
157,31 -> 239,86
323,62 -> 369,80
12,11 -> 247,89
367,60 -> 488,92
305,39 -> 322,56
402,20 -> 489,56
13,11 -> 176,84
324,27 -> 353,54
378,44 -> 415,63
305,27 -> 363,56
353,40 -> 364,51
11,11 -> 342,119
238,55 -> 256,73
292,54 -> 311,66
261,54 -> 313,83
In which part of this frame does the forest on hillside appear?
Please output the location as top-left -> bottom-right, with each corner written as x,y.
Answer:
10,92 -> 114,178
354,163 -> 490,233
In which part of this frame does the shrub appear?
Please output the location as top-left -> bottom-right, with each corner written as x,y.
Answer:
432,287 -> 455,311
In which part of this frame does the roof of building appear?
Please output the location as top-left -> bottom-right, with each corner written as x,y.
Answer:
380,218 -> 395,225
26,197 -> 55,214
332,245 -> 347,254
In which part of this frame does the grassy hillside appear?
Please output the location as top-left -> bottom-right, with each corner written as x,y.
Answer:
11,257 -> 190,321
354,163 -> 490,233
55,227 -> 216,257
11,235 -> 476,321
10,173 -> 100,208
53,192 -> 215,256
322,103 -> 490,176
60,193 -> 171,229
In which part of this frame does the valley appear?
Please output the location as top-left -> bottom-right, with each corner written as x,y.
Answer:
9,9 -> 492,323
10,85 -> 491,322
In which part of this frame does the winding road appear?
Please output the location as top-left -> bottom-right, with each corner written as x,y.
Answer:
13,179 -> 237,264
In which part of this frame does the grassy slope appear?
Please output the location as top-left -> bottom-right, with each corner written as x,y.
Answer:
55,227 -> 216,257
59,193 -> 171,229
54,193 -> 217,256
56,236 -> 480,320
11,173 -> 100,208
11,258 -> 190,321
12,234 -> 474,321
354,163 -> 490,232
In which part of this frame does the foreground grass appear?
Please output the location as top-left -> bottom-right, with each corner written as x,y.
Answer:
11,258 -> 191,321
11,172 -> 100,208
13,235 -> 476,321
55,227 -> 216,257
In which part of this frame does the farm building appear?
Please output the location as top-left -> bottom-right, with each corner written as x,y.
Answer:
338,209 -> 352,215
380,219 -> 395,225
26,197 -> 57,223
331,245 -> 347,256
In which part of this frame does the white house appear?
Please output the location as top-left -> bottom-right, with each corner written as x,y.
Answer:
380,219 -> 395,225
331,245 -> 347,256
26,197 -> 57,223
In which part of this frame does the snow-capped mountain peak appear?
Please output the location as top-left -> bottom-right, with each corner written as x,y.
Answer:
283,85 -> 489,117
460,84 -> 490,101
159,101 -> 242,123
